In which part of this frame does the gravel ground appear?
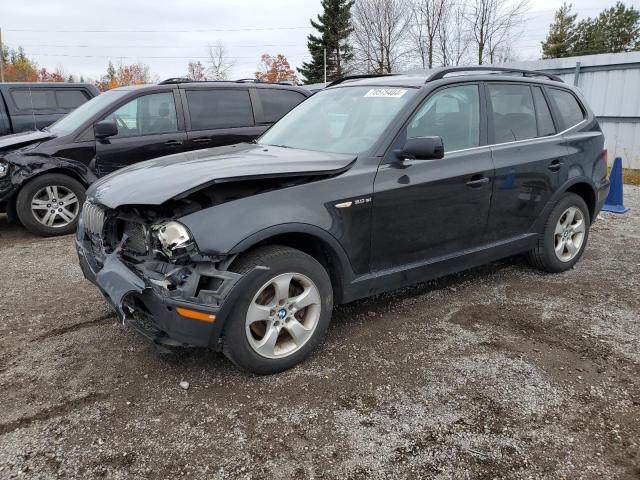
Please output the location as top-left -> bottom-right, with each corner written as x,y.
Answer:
0,187 -> 639,479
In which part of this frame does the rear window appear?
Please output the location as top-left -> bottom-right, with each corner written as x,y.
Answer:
186,89 -> 254,130
256,89 -> 306,123
10,88 -> 90,111
548,88 -> 585,129
56,90 -> 89,109
12,89 -> 56,110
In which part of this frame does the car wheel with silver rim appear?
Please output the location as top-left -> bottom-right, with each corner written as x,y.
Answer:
527,192 -> 590,273
30,185 -> 80,229
245,272 -> 322,359
554,206 -> 586,262
16,173 -> 86,237
223,245 -> 333,375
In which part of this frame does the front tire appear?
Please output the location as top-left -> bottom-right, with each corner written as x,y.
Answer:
16,173 -> 85,237
223,245 -> 333,375
527,192 -> 590,273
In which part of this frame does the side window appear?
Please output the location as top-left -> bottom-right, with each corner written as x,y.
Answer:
11,89 -> 57,110
548,88 -> 585,129
531,87 -> 556,137
488,84 -> 537,143
104,92 -> 178,138
56,90 -> 90,110
186,89 -> 254,130
407,84 -> 480,152
257,89 -> 306,123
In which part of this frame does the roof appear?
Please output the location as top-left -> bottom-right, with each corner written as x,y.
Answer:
112,80 -> 310,95
0,82 -> 96,88
326,67 -> 566,89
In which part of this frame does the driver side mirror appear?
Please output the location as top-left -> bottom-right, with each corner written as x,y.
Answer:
398,136 -> 444,160
94,120 -> 118,139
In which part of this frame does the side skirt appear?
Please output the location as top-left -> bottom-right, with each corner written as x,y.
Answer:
341,233 -> 538,303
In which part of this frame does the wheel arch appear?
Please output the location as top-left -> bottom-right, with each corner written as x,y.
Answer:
564,181 -> 596,221
228,224 -> 355,304
533,177 -> 598,233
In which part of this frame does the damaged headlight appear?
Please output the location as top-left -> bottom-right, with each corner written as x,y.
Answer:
152,221 -> 193,257
0,161 -> 8,178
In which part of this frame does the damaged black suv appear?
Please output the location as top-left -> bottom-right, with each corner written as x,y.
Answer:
76,67 -> 609,374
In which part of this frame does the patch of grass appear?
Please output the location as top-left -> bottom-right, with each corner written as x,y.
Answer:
622,168 -> 640,186
607,167 -> 640,186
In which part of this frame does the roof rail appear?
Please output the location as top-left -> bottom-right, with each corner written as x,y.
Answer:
158,77 -> 194,85
327,73 -> 398,88
236,78 -> 260,83
427,66 -> 563,83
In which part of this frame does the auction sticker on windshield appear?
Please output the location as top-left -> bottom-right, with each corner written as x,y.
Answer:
364,88 -> 407,98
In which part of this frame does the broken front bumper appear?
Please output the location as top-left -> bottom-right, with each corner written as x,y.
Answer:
75,220 -> 247,351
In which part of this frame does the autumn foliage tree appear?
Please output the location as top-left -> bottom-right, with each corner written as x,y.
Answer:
255,54 -> 298,84
38,68 -> 66,82
95,61 -> 153,91
1,46 -> 39,81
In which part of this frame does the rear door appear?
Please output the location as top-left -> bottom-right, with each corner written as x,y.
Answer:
182,87 -> 264,149
485,82 -> 568,242
94,90 -> 188,176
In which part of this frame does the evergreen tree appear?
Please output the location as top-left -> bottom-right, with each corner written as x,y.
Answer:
541,3 -> 578,58
298,0 -> 354,84
572,2 -> 640,55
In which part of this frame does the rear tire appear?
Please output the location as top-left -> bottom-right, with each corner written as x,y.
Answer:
527,193 -> 590,273
222,245 -> 333,375
16,173 -> 85,237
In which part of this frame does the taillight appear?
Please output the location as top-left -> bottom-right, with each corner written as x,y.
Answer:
602,149 -> 608,168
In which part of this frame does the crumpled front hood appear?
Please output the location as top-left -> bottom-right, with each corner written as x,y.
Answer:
0,130 -> 55,151
88,143 -> 356,209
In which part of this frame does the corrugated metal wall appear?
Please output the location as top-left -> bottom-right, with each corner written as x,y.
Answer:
506,53 -> 640,169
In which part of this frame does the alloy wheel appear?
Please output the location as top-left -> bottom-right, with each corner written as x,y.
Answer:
554,206 -> 586,262
245,272 -> 322,359
30,185 -> 80,228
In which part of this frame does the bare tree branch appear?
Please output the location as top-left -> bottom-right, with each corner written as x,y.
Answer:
207,42 -> 235,80
350,0 -> 412,74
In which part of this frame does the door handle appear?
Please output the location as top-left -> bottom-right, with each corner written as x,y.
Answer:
164,140 -> 183,146
192,137 -> 211,144
548,160 -> 564,172
466,176 -> 490,187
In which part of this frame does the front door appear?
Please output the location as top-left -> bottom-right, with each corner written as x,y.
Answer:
95,91 -> 188,176
371,83 -> 494,271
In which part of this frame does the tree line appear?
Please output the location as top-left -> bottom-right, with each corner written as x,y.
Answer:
2,0 -> 639,88
299,0 -> 532,83
542,2 -> 639,59
299,0 -> 640,83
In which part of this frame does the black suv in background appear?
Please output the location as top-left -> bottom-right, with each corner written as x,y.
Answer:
0,82 -> 99,135
76,67 -> 609,374
0,79 -> 309,236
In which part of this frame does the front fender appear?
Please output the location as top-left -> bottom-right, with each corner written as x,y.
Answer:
6,153 -> 96,191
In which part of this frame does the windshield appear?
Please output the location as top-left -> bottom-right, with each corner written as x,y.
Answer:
47,89 -> 130,136
259,86 -> 417,154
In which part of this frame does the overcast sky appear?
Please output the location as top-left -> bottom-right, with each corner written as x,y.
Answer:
2,0 -> 639,83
